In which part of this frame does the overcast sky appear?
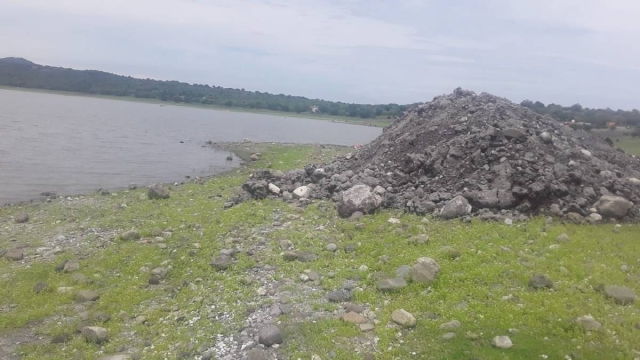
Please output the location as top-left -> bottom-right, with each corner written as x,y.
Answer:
2,0 -> 639,109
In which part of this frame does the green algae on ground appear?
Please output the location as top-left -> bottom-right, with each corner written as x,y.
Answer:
0,143 -> 639,360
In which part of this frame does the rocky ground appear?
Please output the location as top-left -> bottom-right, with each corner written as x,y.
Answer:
1,142 -> 640,360
241,89 -> 640,223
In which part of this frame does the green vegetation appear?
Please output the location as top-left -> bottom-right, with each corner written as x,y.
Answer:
0,57 -> 410,121
521,100 -> 640,128
1,143 -> 639,360
592,128 -> 640,156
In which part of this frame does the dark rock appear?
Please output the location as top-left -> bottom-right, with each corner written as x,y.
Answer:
82,326 -> 108,344
148,184 -> 170,200
258,325 -> 283,346
33,282 -> 49,294
327,290 -> 351,302
604,286 -> 636,305
210,255 -> 232,271
528,274 -> 553,290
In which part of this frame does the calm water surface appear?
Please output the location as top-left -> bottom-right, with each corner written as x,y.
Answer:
0,89 -> 381,204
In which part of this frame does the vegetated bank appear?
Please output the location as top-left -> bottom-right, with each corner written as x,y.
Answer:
0,142 -> 639,360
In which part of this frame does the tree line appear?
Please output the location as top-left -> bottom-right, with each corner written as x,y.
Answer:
0,58 -> 410,120
521,100 -> 640,129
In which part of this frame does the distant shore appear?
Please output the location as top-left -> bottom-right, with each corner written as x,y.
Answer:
0,86 -> 392,128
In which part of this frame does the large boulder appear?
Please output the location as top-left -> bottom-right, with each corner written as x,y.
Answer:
439,196 -> 472,219
336,185 -> 382,218
595,195 -> 633,219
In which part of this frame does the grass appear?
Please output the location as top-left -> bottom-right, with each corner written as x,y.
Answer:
0,86 -> 391,128
592,128 -> 640,156
1,143 -> 639,359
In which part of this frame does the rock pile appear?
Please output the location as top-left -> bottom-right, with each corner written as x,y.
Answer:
240,89 -> 640,221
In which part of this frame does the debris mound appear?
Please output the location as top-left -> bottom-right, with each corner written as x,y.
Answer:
240,88 -> 640,221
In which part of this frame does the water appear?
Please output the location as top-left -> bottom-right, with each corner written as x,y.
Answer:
0,89 -> 381,204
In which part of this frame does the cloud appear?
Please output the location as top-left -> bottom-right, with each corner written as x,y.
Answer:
1,0 -> 639,109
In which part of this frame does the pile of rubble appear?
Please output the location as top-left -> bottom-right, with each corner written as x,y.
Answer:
239,89 -> 640,222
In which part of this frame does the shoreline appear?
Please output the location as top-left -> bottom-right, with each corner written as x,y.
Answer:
0,86 -> 392,128
0,141 -> 349,208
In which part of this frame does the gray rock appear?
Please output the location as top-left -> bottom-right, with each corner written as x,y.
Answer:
439,196 -> 472,219
282,251 -> 299,261
395,265 -> 412,279
33,282 -> 49,294
595,195 -> 634,219
576,315 -> 602,331
391,309 -> 416,328
555,233 -> 570,243
360,323 -> 375,332
409,258 -> 440,284
326,243 -> 338,252
378,278 -> 407,292
327,290 -> 351,302
5,248 -> 24,261
604,286 -> 636,305
247,349 -> 270,360
293,186 -> 311,199
503,128 -> 527,141
539,132 -> 553,143
210,255 -> 232,271
120,230 -> 140,241
528,274 -> 553,290
148,184 -> 170,199
297,251 -> 318,262
82,326 -> 108,344
76,290 -> 100,302
442,332 -> 456,340
492,335 -> 513,349
440,320 -> 461,330
268,183 -> 280,194
549,204 -> 562,217
14,213 -> 29,223
63,260 -> 81,272
337,185 -> 382,217
258,325 -> 283,346
589,213 -> 603,222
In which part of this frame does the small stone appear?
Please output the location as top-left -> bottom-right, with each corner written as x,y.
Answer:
504,218 -> 513,225
492,335 -> 513,349
76,290 -> 99,302
442,332 -> 456,340
528,274 -> 553,290
576,315 -> 602,331
148,275 -> 161,285
258,325 -> 283,346
555,233 -> 570,243
408,234 -> 429,245
297,251 -> 318,262
282,251 -> 298,261
358,265 -> 368,272
395,265 -> 412,279
14,213 -> 29,223
82,326 -> 108,344
341,311 -> 366,324
359,323 -> 375,332
121,230 -> 140,241
440,320 -> 461,330
391,309 -> 416,328
409,258 -> 440,284
388,218 -> 401,224
604,285 -> 636,305
326,243 -> 338,252
327,290 -> 351,302
589,213 -> 603,222
33,282 -> 49,294
63,260 -> 81,272
377,278 -> 407,292
210,255 -> 232,270
148,184 -> 170,199
5,248 -> 24,261
621,265 -> 629,272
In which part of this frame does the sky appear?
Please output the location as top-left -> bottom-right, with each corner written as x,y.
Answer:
1,0 -> 639,109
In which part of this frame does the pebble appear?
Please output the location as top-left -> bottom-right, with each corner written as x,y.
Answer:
528,274 -> 554,290
440,320 -> 461,330
326,243 -> 338,252
555,233 -> 570,243
360,323 -> 375,332
391,309 -> 416,328
492,335 -> 513,349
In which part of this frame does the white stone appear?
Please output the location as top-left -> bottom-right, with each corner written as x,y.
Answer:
628,177 -> 640,186
492,335 -> 513,349
293,186 -> 311,199
268,183 -> 280,194
580,149 -> 592,158
388,218 -> 401,224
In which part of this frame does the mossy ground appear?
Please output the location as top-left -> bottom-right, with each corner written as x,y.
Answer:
1,143 -> 639,360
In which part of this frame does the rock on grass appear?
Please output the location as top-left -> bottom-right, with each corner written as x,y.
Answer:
377,278 -> 407,292
604,286 -> 636,305
492,335 -> 513,349
76,290 -> 99,302
120,230 -> 140,241
82,326 -> 108,344
258,325 -> 283,346
391,309 -> 416,328
5,248 -> 24,261
148,184 -> 170,200
576,315 -> 602,331
528,274 -> 553,290
14,212 -> 29,223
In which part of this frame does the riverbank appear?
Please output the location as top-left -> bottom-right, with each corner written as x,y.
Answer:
0,86 -> 392,128
1,143 -> 639,360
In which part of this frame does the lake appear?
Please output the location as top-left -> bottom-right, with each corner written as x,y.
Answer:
0,89 -> 381,204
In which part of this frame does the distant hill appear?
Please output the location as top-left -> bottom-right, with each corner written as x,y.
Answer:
0,57 -> 410,120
